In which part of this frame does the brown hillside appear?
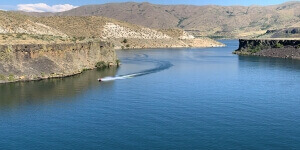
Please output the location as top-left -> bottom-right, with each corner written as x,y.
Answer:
1,11 -> 224,48
23,1 -> 300,38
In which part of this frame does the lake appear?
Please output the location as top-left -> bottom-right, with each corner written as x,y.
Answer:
0,40 -> 300,149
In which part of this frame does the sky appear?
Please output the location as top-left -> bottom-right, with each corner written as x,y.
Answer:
0,0 -> 297,12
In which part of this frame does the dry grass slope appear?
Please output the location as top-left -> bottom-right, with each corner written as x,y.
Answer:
0,10 -> 224,48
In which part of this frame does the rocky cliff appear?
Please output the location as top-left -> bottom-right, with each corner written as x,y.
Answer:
0,41 -> 117,83
234,39 -> 300,59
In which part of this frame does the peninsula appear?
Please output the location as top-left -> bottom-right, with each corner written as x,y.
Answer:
234,39 -> 300,59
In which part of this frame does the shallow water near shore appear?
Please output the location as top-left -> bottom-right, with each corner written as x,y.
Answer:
0,40 -> 300,149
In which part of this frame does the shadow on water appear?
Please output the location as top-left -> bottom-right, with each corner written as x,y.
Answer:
0,68 -> 118,108
238,55 -> 300,71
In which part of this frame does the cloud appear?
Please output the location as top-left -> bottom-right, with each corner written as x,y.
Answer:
17,3 -> 78,12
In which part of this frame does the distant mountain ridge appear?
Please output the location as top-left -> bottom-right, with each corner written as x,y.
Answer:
0,10 -> 224,48
19,1 -> 300,38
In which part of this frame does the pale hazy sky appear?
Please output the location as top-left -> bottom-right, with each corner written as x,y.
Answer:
0,0 -> 297,12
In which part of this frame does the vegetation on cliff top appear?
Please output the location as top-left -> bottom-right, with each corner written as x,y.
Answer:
274,43 -> 284,48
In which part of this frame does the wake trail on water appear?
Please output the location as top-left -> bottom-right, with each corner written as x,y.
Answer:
100,54 -> 173,82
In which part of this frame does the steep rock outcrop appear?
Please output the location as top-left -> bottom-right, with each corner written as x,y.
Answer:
0,41 -> 117,83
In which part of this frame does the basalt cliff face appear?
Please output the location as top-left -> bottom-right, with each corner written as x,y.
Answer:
0,41 -> 117,83
234,39 -> 300,59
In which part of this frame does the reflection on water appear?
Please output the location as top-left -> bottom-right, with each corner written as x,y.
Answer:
238,55 -> 300,71
0,68 -> 118,108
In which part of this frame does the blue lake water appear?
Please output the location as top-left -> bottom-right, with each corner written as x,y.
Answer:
0,40 -> 300,149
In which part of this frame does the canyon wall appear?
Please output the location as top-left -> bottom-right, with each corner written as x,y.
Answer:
0,41 -> 117,83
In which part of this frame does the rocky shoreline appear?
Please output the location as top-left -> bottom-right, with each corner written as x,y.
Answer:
233,39 -> 300,59
111,38 -> 225,50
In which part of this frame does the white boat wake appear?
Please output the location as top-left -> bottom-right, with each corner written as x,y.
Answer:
99,59 -> 172,82
99,73 -> 138,81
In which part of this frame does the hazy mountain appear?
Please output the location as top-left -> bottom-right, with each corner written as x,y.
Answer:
22,1 -> 300,38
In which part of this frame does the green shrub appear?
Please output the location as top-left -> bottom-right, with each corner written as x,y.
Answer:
78,37 -> 86,41
16,33 -> 23,39
8,74 -> 15,82
71,37 -> 77,43
82,68 -> 89,72
95,61 -> 108,69
122,39 -> 128,43
41,72 -> 45,77
274,43 -> 284,48
116,59 -> 120,67
126,44 -> 130,48
248,44 -> 264,54
249,47 -> 261,54
0,74 -> 6,80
